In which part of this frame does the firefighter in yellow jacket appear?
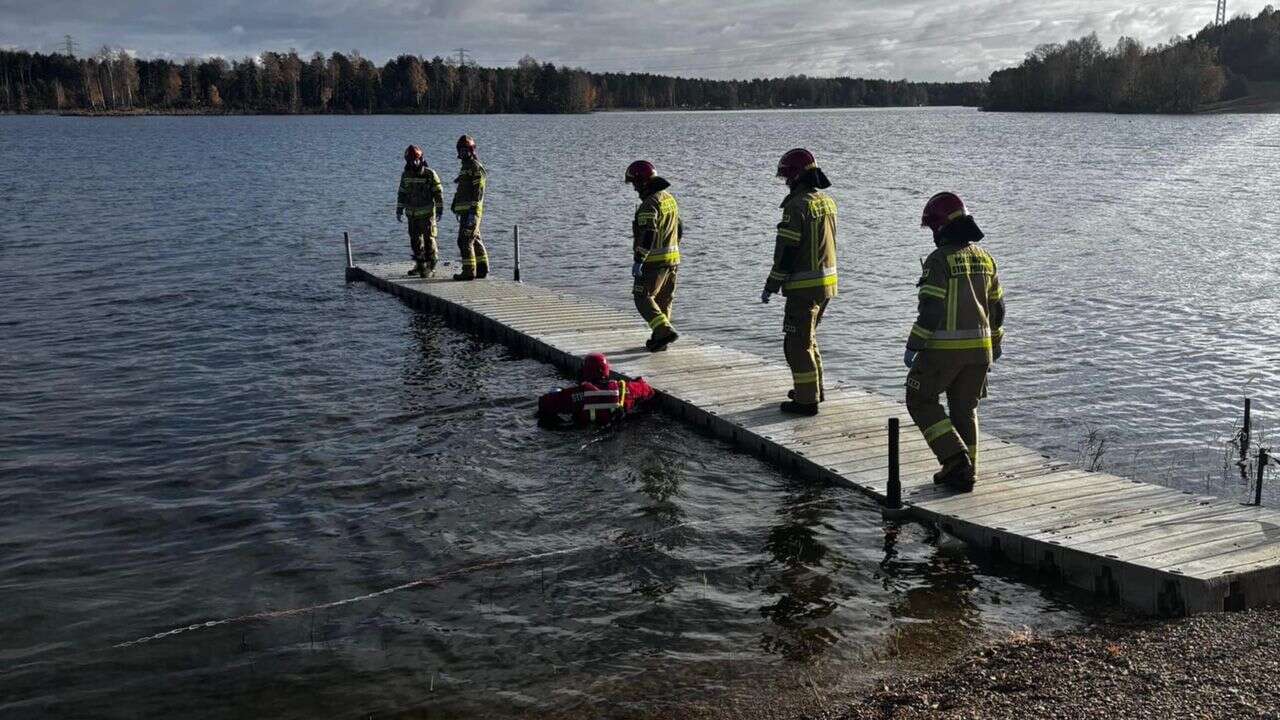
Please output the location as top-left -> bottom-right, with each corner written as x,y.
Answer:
761,148 -> 838,416
625,160 -> 683,352
396,145 -> 444,278
904,192 -> 1005,492
451,135 -> 488,281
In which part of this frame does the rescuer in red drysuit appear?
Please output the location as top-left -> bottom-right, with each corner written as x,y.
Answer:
536,352 -> 657,426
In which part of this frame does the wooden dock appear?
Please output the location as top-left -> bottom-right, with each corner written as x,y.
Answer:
350,261 -> 1280,616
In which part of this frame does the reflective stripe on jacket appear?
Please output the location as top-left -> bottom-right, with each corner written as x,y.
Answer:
451,158 -> 486,217
906,241 -> 1005,364
633,180 -> 681,267
766,186 -> 838,300
398,164 -> 443,218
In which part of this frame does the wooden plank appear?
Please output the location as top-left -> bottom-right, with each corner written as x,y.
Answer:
1023,493 -> 1224,543
1085,507 -> 1271,562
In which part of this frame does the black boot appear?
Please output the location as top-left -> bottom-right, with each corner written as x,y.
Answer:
645,330 -> 678,353
780,401 -> 819,416
788,389 -> 825,402
935,454 -> 975,492
476,263 -> 488,279
453,272 -> 476,281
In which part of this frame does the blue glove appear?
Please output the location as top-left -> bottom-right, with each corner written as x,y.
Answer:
760,287 -> 774,304
632,261 -> 643,279
904,349 -> 918,368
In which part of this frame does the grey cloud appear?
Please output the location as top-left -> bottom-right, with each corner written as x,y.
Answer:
0,0 -> 1270,80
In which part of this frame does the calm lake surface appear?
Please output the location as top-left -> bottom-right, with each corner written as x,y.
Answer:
1,108 -> 1277,718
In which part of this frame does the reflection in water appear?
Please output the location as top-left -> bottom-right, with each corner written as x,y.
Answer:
881,524 -> 983,661
758,485 -> 843,661
620,453 -> 687,603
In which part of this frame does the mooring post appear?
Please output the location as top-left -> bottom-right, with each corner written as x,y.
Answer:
1242,398 -> 1252,459
1255,448 -> 1270,507
887,417 -> 902,509
343,231 -> 355,281
513,225 -> 522,282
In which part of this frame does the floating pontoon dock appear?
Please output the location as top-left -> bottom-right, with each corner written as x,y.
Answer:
349,260 -> 1280,616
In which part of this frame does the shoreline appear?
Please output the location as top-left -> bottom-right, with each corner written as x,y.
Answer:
1,103 -> 1270,118
822,607 -> 1280,719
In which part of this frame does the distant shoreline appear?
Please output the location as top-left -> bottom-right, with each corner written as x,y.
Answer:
0,103 -> 1269,118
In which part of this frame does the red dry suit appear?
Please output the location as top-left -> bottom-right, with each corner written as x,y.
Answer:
537,378 -> 656,425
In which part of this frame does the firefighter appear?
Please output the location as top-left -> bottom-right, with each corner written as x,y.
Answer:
761,148 -> 838,416
396,145 -> 444,278
536,352 -> 658,427
904,192 -> 1005,492
451,135 -> 488,281
625,160 -> 683,352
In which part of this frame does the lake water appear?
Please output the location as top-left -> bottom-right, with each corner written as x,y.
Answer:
1,108 -> 1277,718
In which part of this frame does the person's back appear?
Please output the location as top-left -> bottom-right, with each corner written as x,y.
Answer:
914,240 -> 1002,363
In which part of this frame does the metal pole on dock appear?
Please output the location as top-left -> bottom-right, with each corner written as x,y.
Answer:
886,418 -> 902,510
1242,398 -> 1252,459
1255,448 -> 1270,507
513,225 -> 522,282
344,231 -> 355,281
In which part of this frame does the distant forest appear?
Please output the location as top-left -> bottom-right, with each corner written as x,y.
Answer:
987,7 -> 1280,112
0,49 -> 984,115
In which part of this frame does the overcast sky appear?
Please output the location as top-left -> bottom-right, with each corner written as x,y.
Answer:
0,1 -> 1271,81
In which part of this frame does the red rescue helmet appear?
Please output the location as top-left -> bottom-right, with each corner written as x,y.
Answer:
404,144 -> 423,163
776,148 -> 816,181
624,160 -> 656,186
921,192 -> 969,233
456,134 -> 476,158
581,352 -> 610,383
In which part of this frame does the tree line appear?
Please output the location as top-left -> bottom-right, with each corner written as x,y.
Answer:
0,48 -> 984,115
986,7 -> 1280,113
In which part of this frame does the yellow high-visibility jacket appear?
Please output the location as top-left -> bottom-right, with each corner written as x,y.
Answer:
397,164 -> 443,219
766,186 -> 838,300
451,157 -> 486,218
906,241 -> 1005,364
632,178 -> 681,267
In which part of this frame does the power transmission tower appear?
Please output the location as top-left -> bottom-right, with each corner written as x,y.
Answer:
64,34 -> 78,57
1215,0 -> 1227,26
452,48 -> 473,67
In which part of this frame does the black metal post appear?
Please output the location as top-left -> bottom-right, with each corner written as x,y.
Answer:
1242,398 -> 1252,459
1255,448 -> 1269,507
887,417 -> 901,509
513,225 -> 522,282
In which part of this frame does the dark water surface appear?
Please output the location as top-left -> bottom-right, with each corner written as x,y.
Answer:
1,109 -> 1277,718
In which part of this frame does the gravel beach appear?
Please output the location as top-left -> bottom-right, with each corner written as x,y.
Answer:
820,607 -> 1280,720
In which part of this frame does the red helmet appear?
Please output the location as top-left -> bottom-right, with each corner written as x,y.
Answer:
456,135 -> 476,158
776,148 -> 816,181
404,144 -> 423,163
625,160 -> 656,185
581,352 -> 610,383
921,192 -> 969,233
